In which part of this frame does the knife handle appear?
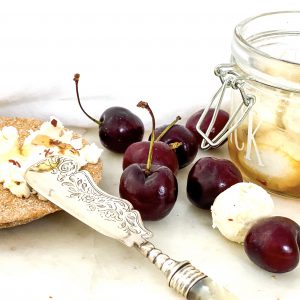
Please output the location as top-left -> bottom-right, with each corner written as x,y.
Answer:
136,241 -> 207,298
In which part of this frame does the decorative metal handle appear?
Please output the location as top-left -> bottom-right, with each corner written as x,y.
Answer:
136,241 -> 206,298
196,64 -> 256,150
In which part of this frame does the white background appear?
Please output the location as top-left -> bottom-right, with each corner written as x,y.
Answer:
0,0 -> 299,127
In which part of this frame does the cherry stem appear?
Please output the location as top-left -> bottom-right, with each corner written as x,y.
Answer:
155,116 -> 181,141
73,74 -> 102,126
137,101 -> 155,174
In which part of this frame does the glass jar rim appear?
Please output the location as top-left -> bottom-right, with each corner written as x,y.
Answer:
232,11 -> 300,92
235,11 -> 300,66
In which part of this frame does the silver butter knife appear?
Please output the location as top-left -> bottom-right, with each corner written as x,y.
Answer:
25,155 -> 238,300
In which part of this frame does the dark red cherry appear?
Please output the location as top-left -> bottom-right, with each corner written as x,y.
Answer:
186,108 -> 229,147
119,101 -> 178,220
99,106 -> 144,153
74,74 -> 144,153
245,216 -> 300,273
186,157 -> 243,209
123,141 -> 179,174
151,125 -> 198,168
119,163 -> 178,220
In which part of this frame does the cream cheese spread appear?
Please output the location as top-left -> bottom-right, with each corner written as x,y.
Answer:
0,116 -> 102,198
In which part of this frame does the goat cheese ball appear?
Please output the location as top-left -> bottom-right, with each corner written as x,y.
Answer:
211,182 -> 274,243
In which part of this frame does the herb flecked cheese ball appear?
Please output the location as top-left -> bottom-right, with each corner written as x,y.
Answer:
211,182 -> 274,244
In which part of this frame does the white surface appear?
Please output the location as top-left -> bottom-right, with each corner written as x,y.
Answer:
0,127 -> 299,300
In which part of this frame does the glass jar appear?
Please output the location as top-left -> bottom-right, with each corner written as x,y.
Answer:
226,11 -> 300,198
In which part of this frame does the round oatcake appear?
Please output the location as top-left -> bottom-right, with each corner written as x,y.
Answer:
0,116 -> 102,228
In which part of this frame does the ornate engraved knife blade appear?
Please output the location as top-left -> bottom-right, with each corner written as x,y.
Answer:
25,155 -> 238,300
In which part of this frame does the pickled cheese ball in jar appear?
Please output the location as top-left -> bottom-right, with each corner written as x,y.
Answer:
196,12 -> 300,198
225,11 -> 300,198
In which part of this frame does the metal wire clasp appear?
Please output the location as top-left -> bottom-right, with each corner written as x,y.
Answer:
196,64 -> 255,150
